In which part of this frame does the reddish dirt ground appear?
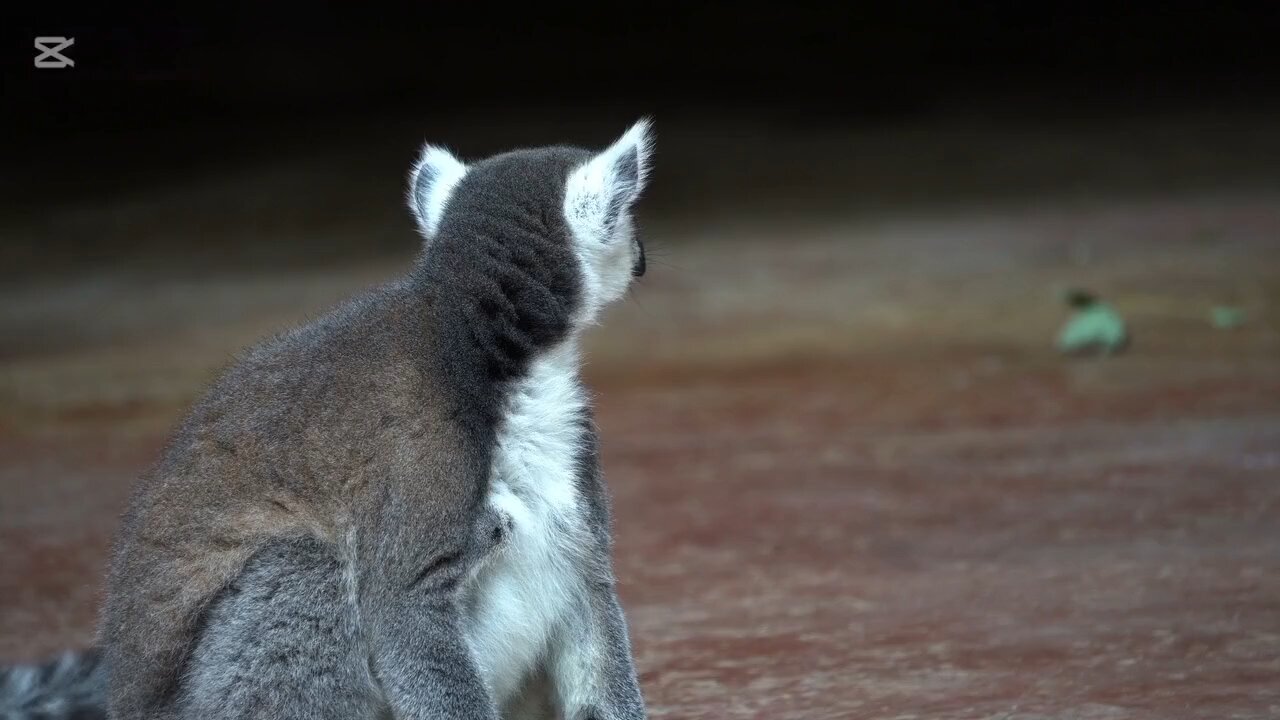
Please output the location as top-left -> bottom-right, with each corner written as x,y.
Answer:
2,117 -> 1279,718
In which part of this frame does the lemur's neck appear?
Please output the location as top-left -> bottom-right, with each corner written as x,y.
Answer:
502,336 -> 587,418
537,336 -> 583,377
412,215 -> 579,377
494,335 -> 591,497
406,247 -> 580,439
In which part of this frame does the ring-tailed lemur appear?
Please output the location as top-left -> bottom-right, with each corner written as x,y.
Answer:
0,120 -> 655,720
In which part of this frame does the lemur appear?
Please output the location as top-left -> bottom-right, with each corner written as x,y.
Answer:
0,119 -> 655,720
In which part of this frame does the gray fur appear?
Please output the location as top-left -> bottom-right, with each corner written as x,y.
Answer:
556,590 -> 647,720
178,538 -> 388,720
553,415 -> 647,720
178,512 -> 512,720
0,649 -> 106,720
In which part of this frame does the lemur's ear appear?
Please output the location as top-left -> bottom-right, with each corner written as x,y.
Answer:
564,118 -> 654,242
407,143 -> 468,239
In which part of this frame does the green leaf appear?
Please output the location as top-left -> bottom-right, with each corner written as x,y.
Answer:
1057,303 -> 1128,355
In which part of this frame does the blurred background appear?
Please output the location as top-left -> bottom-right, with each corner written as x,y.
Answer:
3,5 -> 1280,718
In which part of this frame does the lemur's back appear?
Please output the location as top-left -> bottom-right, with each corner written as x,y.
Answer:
100,275 -> 494,719
135,278 -> 452,512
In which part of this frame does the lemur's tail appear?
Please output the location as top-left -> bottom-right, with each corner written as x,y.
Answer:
0,648 -> 106,720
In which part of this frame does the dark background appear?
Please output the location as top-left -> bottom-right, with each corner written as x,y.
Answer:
7,5 -> 1280,126
7,5 -> 1280,155
6,4 -> 1280,259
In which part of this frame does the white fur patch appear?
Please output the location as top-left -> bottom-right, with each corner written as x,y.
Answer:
563,119 -> 654,322
465,341 -> 594,704
407,144 -> 468,239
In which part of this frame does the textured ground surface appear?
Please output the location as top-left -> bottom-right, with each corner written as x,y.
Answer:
2,115 -> 1279,719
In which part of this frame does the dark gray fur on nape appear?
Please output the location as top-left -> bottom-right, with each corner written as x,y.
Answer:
412,146 -> 592,427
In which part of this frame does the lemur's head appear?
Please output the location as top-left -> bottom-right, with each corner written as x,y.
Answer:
406,120 -> 653,334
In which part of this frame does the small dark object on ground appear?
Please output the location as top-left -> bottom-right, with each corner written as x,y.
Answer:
1064,288 -> 1100,309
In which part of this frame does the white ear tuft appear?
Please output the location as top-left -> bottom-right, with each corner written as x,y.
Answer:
407,143 -> 468,239
564,118 -> 655,242
610,116 -> 655,193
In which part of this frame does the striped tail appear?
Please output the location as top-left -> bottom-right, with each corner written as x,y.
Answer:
0,649 -> 106,720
